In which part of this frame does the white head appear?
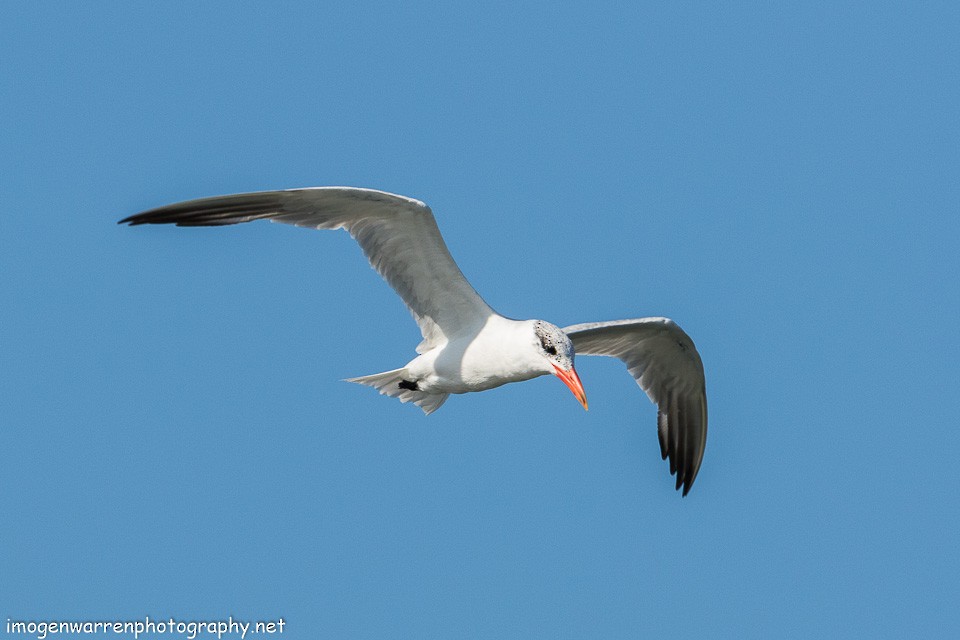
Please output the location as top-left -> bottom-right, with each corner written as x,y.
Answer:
533,320 -> 588,410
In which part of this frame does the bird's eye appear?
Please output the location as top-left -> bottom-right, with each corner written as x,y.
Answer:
545,344 -> 557,356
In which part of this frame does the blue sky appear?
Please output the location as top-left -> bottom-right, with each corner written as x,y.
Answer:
2,2 -> 958,638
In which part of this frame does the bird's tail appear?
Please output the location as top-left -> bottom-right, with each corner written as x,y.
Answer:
344,368 -> 449,415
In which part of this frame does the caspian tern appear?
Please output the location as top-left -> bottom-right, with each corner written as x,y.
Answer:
120,187 -> 708,495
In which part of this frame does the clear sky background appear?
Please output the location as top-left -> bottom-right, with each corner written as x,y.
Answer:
2,2 -> 958,638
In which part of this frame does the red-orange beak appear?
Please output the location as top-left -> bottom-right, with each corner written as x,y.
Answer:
552,364 -> 588,410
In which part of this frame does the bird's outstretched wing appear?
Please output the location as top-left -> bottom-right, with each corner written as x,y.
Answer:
563,318 -> 707,496
120,187 -> 495,351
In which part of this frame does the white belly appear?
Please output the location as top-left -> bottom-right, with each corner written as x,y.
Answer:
404,316 -> 549,394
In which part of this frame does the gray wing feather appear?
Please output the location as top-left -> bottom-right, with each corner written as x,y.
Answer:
563,317 -> 707,496
120,187 -> 495,350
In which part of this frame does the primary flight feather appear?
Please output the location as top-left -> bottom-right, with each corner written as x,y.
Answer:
120,187 -> 708,495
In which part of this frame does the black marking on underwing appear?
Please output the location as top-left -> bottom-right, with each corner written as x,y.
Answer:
398,379 -> 419,391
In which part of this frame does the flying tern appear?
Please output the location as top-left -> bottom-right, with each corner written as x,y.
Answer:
120,187 -> 708,495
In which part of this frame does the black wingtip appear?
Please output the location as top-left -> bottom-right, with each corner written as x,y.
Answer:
118,211 -> 163,225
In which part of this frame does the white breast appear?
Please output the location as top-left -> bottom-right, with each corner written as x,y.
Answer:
406,316 -> 548,394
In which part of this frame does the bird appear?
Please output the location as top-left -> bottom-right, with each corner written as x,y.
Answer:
120,187 -> 708,495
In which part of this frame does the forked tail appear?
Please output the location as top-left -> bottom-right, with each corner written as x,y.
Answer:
344,368 -> 449,415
